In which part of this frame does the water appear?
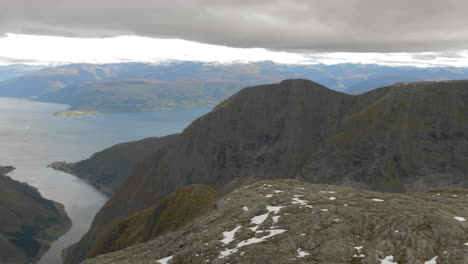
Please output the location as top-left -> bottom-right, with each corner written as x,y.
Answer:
0,98 -> 210,264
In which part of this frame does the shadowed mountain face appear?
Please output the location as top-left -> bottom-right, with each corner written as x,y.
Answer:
0,166 -> 71,264
1,62 -> 468,115
64,79 -> 468,264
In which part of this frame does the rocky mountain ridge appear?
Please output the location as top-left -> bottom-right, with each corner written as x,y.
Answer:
83,180 -> 468,264
64,79 -> 468,264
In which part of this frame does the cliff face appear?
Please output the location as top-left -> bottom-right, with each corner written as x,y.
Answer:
83,180 -> 468,264
65,79 -> 468,264
0,166 -> 71,264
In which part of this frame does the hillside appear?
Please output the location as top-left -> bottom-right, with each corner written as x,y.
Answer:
63,79 -> 468,264
0,64 -> 44,82
83,180 -> 468,264
1,62 -> 468,115
0,166 -> 71,264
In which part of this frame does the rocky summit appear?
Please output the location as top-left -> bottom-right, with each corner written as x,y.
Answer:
83,180 -> 468,264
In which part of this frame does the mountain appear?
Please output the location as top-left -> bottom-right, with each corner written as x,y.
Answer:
0,63 -> 126,98
63,79 -> 468,264
0,64 -> 44,82
0,166 -> 71,264
1,61 -> 468,115
83,179 -> 468,264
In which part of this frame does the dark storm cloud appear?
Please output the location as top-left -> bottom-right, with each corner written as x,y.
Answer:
2,0 -> 468,52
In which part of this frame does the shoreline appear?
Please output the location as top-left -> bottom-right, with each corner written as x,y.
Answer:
48,161 -> 113,197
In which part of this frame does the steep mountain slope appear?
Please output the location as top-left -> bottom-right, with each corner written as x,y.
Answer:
64,79 -> 468,264
89,184 -> 217,257
0,166 -> 71,264
84,180 -> 468,264
49,135 -> 177,195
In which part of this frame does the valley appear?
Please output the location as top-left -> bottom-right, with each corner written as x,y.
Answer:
0,97 -> 209,264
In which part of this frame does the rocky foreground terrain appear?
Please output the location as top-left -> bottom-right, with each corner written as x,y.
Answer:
0,165 -> 71,264
83,180 -> 468,264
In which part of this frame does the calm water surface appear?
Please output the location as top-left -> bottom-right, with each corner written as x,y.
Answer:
0,98 -> 210,264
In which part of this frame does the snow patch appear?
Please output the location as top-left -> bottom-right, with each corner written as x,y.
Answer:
354,254 -> 366,258
329,197 -> 336,200
243,206 -> 249,211
372,199 -> 384,202
221,226 -> 241,245
454,216 -> 466,222
292,197 -> 308,206
380,255 -> 397,264
297,248 -> 310,258
354,246 -> 363,251
266,206 -> 284,214
157,255 -> 173,264
424,256 -> 438,264
272,216 -> 280,223
219,229 -> 287,259
273,190 -> 284,193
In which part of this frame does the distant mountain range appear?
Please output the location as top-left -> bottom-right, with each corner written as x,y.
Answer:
58,79 -> 468,263
1,61 -> 468,116
0,64 -> 45,82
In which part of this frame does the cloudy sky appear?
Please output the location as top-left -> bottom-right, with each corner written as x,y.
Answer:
1,0 -> 468,66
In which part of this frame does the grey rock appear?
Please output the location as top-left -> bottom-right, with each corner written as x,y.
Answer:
83,180 -> 468,264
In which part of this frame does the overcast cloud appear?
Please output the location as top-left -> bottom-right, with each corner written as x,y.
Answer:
1,0 -> 468,53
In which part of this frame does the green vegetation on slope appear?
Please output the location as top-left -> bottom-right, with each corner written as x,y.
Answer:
89,184 -> 218,257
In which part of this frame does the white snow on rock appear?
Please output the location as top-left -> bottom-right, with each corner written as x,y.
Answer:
320,191 -> 336,194
157,255 -> 173,264
454,216 -> 466,222
250,212 -> 270,231
265,194 -> 273,198
464,242 -> 468,246
380,255 -> 397,264
242,206 -> 249,211
266,205 -> 284,214
292,197 -> 308,206
272,216 -> 280,223
219,229 -> 287,259
329,197 -> 336,200
273,190 -> 284,193
354,246 -> 363,251
221,226 -> 242,245
354,254 -> 366,258
372,199 -> 385,202
297,248 -> 310,258
424,256 -> 438,264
